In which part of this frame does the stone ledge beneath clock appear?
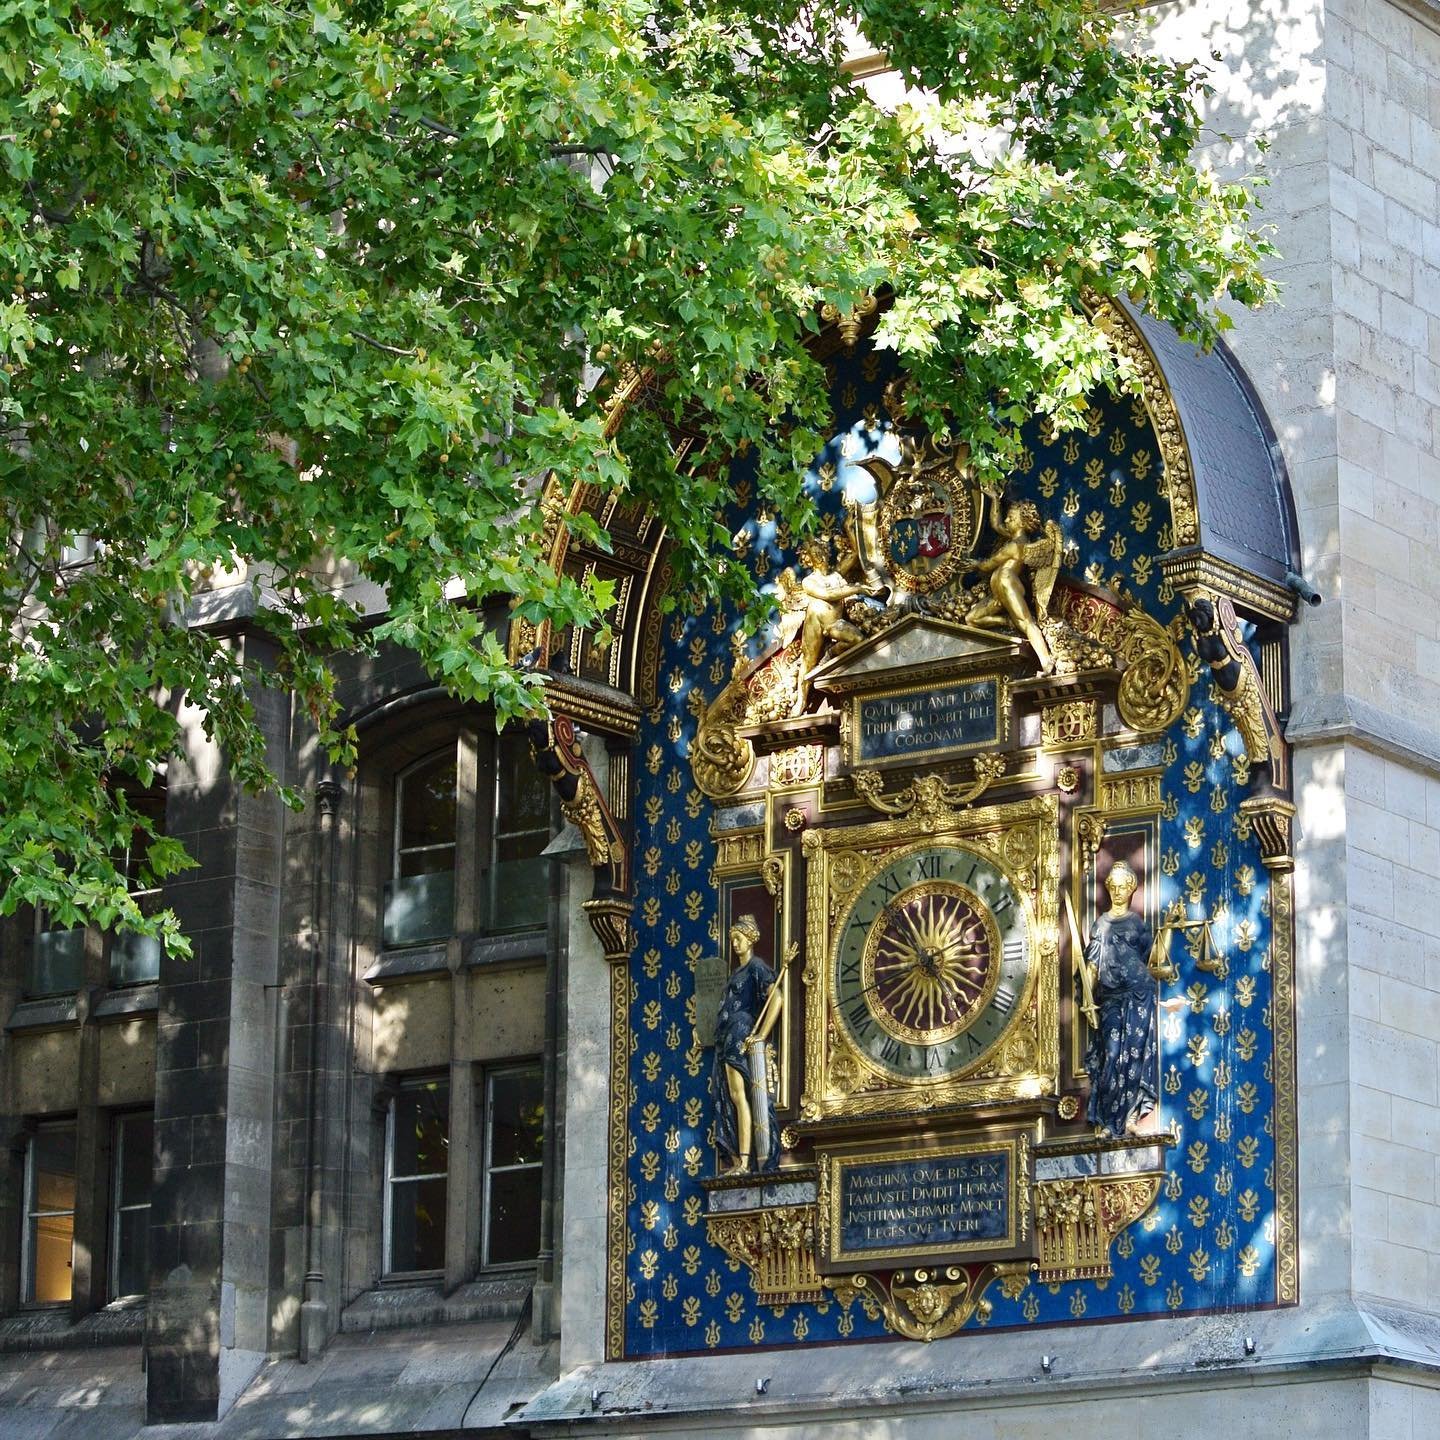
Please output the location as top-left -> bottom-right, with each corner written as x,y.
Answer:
1035,1135 -> 1173,1181
702,1169 -> 818,1214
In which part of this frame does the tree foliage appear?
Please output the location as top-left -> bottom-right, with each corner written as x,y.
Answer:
0,0 -> 1274,950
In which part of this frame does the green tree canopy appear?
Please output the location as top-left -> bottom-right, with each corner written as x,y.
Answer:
0,0 -> 1274,951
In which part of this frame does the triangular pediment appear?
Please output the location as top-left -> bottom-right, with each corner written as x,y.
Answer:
810,615 -> 1023,694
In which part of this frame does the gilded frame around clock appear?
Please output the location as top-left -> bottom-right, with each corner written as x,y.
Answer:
800,793 -> 1060,1125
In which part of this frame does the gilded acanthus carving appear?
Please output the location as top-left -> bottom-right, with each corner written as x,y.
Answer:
705,1204 -> 825,1305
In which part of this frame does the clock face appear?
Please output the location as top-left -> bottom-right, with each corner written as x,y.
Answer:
833,843 -> 1032,1082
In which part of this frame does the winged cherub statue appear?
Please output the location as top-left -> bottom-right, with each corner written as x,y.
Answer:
965,499 -> 1062,674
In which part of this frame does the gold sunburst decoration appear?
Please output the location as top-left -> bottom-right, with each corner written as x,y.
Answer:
862,883 -> 1000,1044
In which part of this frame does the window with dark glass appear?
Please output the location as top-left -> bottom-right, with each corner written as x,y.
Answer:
483,732 -> 550,934
384,1078 -> 449,1275
110,792 -> 166,986
482,1064 -> 544,1267
109,1112 -> 153,1299
22,1124 -> 76,1304
385,753 -> 458,948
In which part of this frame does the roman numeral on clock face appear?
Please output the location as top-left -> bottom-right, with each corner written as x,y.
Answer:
912,853 -> 942,880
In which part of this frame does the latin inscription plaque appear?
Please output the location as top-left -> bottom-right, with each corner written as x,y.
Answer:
854,678 -> 1002,765
820,1136 -> 1025,1268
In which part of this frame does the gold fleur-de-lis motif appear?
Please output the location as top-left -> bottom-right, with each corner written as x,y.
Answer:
638,1299 -> 658,1328
1083,509 -> 1106,540
683,1195 -> 702,1227
682,1296 -> 702,1327
683,1096 -> 704,1127
1187,1088 -> 1209,1120
1131,498 -> 1153,531
1185,869 -> 1207,902
1188,1248 -> 1211,1282
1233,809 -> 1253,842
685,788 -> 704,819
1235,1081 -> 1259,1115
1140,1255 -> 1162,1286
1039,465 -> 1060,497
1237,1136 -> 1261,1169
1183,816 -> 1205,848
1187,1140 -> 1209,1173
1186,982 -> 1209,1014
1235,865 -> 1256,898
1131,447 -> 1153,481
640,1199 -> 661,1229
643,795 -> 664,828
1189,1196 -> 1210,1228
1238,1246 -> 1262,1278
683,1146 -> 703,1177
1236,1026 -> 1258,1061
682,1245 -> 702,1276
1237,1189 -> 1261,1222
725,1292 -> 745,1323
1182,706 -> 1205,739
640,1151 -> 661,1181
1084,457 -> 1106,489
1131,553 -> 1152,588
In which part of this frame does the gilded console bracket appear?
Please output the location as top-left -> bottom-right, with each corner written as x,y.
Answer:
1034,1173 -> 1163,1284
706,1204 -> 826,1306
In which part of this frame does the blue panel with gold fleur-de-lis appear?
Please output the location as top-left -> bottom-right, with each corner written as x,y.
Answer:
624,341 -> 1284,1356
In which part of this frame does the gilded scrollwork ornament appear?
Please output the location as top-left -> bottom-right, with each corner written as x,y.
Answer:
1116,607 -> 1190,734
852,755 -> 1005,820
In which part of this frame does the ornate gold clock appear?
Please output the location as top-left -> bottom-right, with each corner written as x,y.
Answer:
801,793 -> 1060,1125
